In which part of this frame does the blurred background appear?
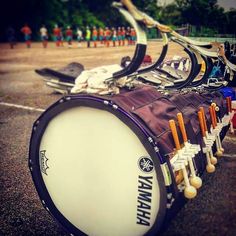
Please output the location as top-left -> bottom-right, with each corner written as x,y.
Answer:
0,0 -> 235,42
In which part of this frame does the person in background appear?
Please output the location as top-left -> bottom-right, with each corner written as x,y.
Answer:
111,27 -> 117,47
21,23 -> 32,48
65,26 -> 73,48
117,27 -> 122,46
76,27 -> 83,47
92,26 -> 98,48
6,26 -> 16,49
60,27 -> 64,46
98,27 -> 104,44
126,26 -> 131,45
121,26 -> 126,46
85,26 -> 91,48
104,27 -> 111,47
53,24 -> 61,47
39,25 -> 48,48
130,28 -> 136,45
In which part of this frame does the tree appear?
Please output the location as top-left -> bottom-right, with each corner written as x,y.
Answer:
175,0 -> 228,34
0,0 -> 235,41
160,3 -> 182,26
226,9 -> 236,35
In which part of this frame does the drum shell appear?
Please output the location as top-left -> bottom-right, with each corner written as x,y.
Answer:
29,94 -> 169,236
29,86 -> 227,236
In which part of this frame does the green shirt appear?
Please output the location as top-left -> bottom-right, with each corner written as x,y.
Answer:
85,29 -> 91,40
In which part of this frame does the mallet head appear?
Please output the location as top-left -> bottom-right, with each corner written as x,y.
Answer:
206,163 -> 215,173
184,185 -> 197,199
190,176 -> 202,189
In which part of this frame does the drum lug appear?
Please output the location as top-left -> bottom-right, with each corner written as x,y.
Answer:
112,104 -> 118,109
167,193 -> 172,199
148,137 -> 153,143
154,146 -> 159,152
45,207 -> 50,212
103,100 -> 109,105
59,99 -> 64,103
65,96 -> 71,101
33,120 -> 40,131
166,198 -> 175,209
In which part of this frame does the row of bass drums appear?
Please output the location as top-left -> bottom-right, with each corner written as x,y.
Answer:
29,86 -> 232,236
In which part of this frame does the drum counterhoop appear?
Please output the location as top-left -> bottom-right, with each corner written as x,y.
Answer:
29,95 -> 167,236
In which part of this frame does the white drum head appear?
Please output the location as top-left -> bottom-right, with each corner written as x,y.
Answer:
38,106 -> 163,236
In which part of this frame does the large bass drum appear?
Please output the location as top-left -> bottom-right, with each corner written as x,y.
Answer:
29,91 -> 168,236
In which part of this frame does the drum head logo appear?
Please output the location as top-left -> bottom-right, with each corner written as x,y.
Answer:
138,156 -> 154,173
40,150 -> 49,175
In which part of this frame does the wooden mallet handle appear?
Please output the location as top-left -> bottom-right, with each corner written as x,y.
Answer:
226,97 -> 231,114
177,113 -> 188,143
198,111 -> 206,137
230,97 -> 232,113
211,104 -> 218,125
199,107 -> 207,132
209,106 -> 216,129
169,119 -> 181,151
226,97 -> 229,114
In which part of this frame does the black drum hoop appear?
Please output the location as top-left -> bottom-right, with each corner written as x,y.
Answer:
29,95 -> 167,236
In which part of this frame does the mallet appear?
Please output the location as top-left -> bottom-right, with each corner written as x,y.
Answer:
198,110 -> 215,173
177,113 -> 202,189
211,103 -> 224,153
226,96 -> 234,134
169,119 -> 197,199
199,107 -> 218,165
209,105 -> 223,157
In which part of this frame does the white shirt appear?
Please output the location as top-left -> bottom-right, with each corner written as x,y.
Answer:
40,27 -> 47,36
77,30 -> 82,37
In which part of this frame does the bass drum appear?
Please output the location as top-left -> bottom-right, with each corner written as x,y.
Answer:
29,95 -> 167,236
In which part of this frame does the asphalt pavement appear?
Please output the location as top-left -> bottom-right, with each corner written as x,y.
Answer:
0,104 -> 236,236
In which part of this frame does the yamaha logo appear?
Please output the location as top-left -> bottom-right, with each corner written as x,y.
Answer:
138,156 -> 154,173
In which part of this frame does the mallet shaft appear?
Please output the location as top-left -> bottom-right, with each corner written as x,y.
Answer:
177,113 -> 188,143
169,119 -> 181,151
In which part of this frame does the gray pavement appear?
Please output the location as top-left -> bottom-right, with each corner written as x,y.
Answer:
0,43 -> 235,236
0,104 -> 236,236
